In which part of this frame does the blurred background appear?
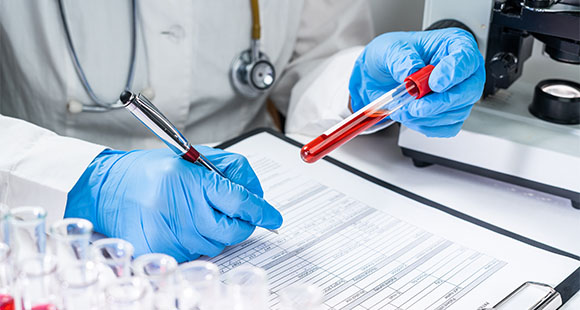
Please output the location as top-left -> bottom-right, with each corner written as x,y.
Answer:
369,0 -> 425,34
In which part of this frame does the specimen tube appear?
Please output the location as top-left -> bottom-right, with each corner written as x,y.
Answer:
49,218 -> 93,263
17,256 -> 61,310
104,277 -> 153,310
57,261 -> 100,310
0,243 -> 15,310
90,238 -> 134,278
177,261 -> 220,310
227,265 -> 269,310
6,206 -> 48,260
132,253 -> 178,310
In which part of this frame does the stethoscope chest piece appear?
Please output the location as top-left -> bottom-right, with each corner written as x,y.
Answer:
230,48 -> 276,98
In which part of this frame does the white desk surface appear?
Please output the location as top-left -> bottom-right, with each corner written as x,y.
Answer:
288,126 -> 580,309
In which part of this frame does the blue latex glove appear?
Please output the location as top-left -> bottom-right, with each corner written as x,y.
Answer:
349,28 -> 485,137
65,146 -> 282,263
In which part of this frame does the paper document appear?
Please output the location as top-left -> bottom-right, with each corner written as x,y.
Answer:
207,132 -> 579,310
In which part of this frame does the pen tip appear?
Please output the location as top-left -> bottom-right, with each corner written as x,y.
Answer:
120,91 -> 133,104
270,229 -> 279,234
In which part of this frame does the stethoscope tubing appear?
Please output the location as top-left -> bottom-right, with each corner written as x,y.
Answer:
57,0 -> 137,110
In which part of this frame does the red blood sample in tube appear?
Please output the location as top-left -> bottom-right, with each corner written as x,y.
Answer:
0,295 -> 14,310
301,110 -> 389,163
300,65 -> 434,163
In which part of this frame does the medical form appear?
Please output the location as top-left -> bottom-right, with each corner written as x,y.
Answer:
206,130 -> 580,310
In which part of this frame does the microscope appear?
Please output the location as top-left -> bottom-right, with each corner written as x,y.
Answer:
398,0 -> 580,208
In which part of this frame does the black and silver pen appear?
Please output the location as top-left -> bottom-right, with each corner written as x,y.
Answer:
119,91 -> 278,234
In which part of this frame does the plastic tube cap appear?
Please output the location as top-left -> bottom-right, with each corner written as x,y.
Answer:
404,65 -> 435,99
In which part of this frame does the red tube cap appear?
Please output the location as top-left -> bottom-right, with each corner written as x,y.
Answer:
404,65 -> 434,99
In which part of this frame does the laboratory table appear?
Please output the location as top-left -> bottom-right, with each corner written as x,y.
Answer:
289,125 -> 580,309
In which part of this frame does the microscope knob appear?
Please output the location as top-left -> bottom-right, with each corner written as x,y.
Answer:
489,52 -> 518,80
425,19 -> 478,45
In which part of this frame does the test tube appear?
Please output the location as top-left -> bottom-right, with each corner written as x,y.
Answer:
90,238 -> 134,279
0,243 -> 15,310
17,256 -> 61,310
279,284 -> 325,310
177,261 -> 220,310
104,277 -> 154,310
0,204 -> 8,244
226,265 -> 269,310
300,65 -> 434,163
57,261 -> 100,310
132,254 -> 178,310
6,206 -> 48,261
49,218 -> 93,263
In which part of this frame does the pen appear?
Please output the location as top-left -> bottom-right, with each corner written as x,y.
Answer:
119,91 -> 278,234
119,91 -> 225,177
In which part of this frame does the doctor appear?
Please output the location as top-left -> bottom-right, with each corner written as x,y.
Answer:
0,1 -> 484,262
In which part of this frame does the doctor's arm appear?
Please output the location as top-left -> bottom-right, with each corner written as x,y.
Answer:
0,115 -> 282,262
0,115 -> 105,224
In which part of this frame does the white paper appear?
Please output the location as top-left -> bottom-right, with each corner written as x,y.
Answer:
206,132 -> 579,310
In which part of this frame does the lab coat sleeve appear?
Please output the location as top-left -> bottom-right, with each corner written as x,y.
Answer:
272,0 -> 374,136
0,114 -> 106,224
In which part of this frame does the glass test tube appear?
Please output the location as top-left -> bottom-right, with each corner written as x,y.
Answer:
0,243 -> 14,310
0,204 -> 8,244
57,261 -> 100,310
49,218 -> 93,263
300,65 -> 434,163
90,238 -> 134,279
132,254 -> 178,310
226,265 -> 269,310
177,261 -> 220,310
279,284 -> 325,310
104,277 -> 153,310
6,206 -> 48,261
18,256 -> 61,310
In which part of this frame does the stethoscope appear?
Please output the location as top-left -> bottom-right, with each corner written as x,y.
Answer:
58,0 -> 276,114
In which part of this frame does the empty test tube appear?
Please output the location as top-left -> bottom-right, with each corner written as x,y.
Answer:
177,261 -> 220,310
0,204 -> 8,244
91,238 -> 134,278
6,206 -> 48,260
132,253 -> 178,310
226,265 -> 269,310
57,261 -> 100,310
105,277 -> 154,310
49,218 -> 93,262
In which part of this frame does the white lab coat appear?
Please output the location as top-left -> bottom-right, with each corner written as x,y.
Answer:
0,0 -> 373,223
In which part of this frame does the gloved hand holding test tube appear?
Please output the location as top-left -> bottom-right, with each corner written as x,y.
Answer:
301,28 -> 486,163
301,65 -> 434,163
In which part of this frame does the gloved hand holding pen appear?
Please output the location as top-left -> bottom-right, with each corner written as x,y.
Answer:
349,28 -> 486,137
65,146 -> 283,263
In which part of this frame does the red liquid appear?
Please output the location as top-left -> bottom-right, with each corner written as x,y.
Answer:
301,110 -> 389,163
0,294 -> 14,310
31,304 -> 57,310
